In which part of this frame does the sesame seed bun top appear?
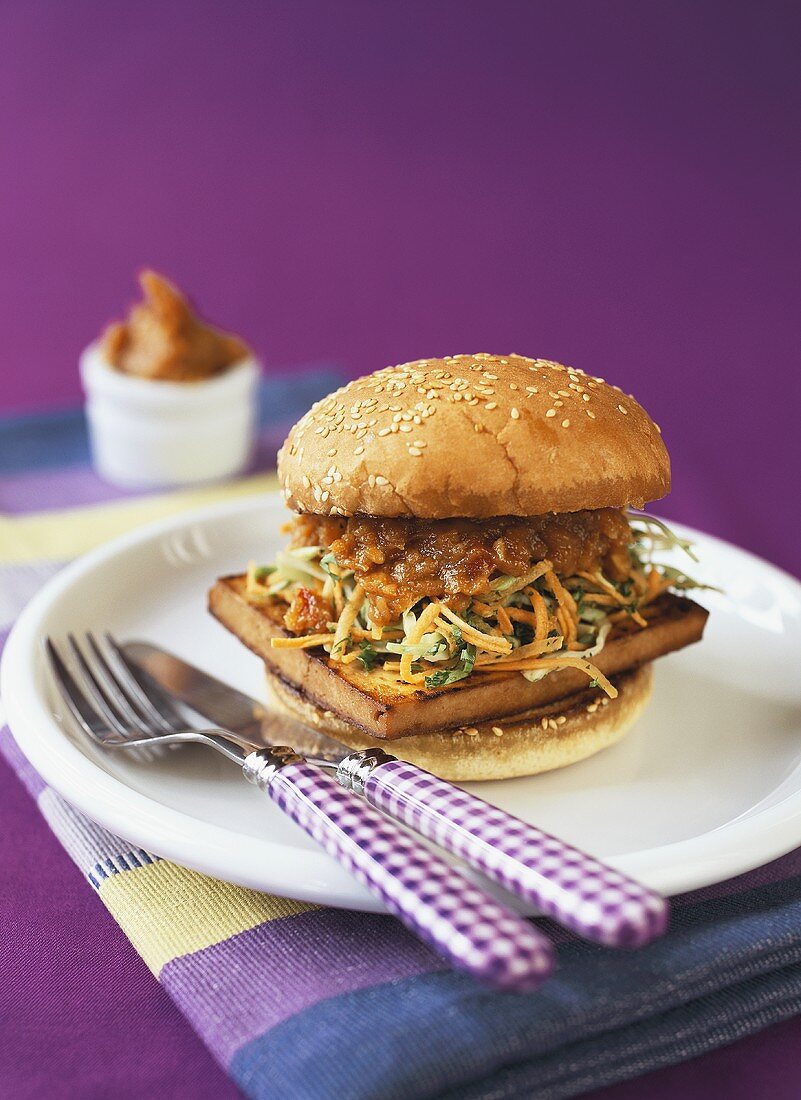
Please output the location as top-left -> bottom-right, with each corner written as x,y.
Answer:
277,354 -> 670,518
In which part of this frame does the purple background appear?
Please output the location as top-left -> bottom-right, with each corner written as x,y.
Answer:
3,4 -> 801,1098
2,1 -> 800,573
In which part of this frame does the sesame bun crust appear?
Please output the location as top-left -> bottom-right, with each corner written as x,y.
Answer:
278,355 -> 670,519
265,663 -> 653,782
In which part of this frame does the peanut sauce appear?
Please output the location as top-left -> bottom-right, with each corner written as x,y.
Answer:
102,270 -> 249,382
288,509 -> 633,626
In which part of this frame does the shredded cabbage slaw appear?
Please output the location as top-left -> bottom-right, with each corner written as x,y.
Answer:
246,512 -> 708,697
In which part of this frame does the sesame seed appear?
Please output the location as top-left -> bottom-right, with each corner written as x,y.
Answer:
562,419 -> 570,428
375,475 -> 389,486
354,445 -> 365,455
408,447 -> 422,456
378,427 -> 391,437
492,726 -> 503,736
582,393 -> 590,401
302,475 -> 311,488
618,404 -> 628,414
510,407 -> 520,419
485,401 -> 497,410
586,409 -> 596,419
545,409 -> 556,418
556,716 -> 567,725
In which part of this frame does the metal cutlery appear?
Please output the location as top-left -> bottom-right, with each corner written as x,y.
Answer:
124,639 -> 669,948
45,634 -> 554,992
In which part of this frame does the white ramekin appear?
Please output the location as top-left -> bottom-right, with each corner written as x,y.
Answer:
79,343 -> 260,489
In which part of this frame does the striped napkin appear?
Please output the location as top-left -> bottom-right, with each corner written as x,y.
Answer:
3,388 -> 801,1099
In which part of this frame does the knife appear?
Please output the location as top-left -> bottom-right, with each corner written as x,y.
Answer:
123,639 -> 668,947
123,640 -> 348,763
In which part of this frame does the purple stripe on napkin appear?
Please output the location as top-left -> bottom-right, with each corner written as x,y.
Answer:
0,425 -> 288,516
160,907 -> 443,1065
0,726 -> 47,801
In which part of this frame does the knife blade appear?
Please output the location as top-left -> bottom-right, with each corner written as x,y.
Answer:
122,640 -> 349,763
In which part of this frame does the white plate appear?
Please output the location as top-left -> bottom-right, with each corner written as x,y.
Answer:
2,494 -> 801,911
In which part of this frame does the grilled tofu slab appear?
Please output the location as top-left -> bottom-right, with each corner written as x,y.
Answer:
209,576 -> 708,739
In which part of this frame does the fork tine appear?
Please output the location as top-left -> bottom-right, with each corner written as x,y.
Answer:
84,632 -> 171,733
83,633 -> 143,730
66,633 -> 132,736
100,633 -> 185,733
45,638 -> 108,745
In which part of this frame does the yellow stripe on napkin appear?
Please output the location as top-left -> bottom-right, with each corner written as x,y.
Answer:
0,473 -> 278,565
99,859 -> 315,975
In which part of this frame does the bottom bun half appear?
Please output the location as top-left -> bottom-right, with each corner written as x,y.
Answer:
264,663 -> 654,781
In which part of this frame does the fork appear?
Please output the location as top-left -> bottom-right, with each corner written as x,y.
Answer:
45,633 -> 555,992
119,637 -> 670,950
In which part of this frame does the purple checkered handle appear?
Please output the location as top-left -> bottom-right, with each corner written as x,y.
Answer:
338,751 -> 668,948
243,747 -> 554,991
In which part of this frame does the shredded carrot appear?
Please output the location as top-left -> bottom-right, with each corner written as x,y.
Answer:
381,660 -> 428,684
495,605 -> 513,635
580,593 -> 619,607
506,607 -> 540,629
436,606 -> 513,654
578,570 -> 628,605
529,589 -> 550,641
545,570 -> 579,646
432,617 -> 462,657
399,651 -> 414,682
350,626 -> 403,640
471,601 -> 495,617
271,633 -> 336,649
527,655 -> 617,697
577,569 -> 649,627
409,601 -> 443,644
475,635 -> 563,665
330,584 -> 365,657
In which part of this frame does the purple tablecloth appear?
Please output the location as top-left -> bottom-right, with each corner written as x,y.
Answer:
5,745 -> 801,1100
